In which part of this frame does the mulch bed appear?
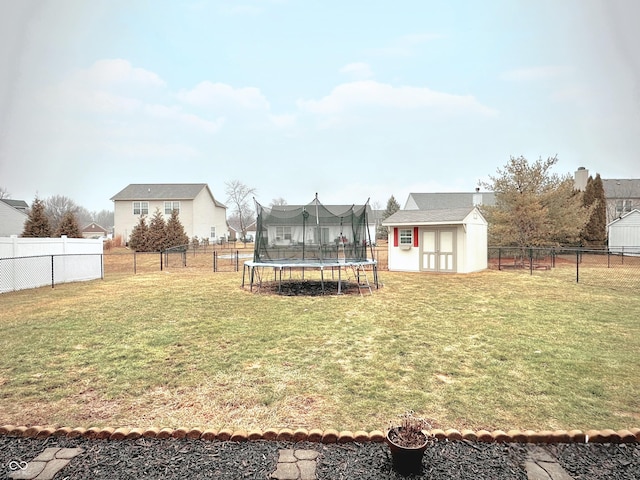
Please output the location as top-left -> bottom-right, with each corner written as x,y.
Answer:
2,436 -> 639,479
260,280 -> 363,296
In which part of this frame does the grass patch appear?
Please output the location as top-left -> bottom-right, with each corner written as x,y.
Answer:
0,268 -> 639,432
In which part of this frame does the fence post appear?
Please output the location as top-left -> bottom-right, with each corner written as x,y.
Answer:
576,250 -> 579,283
498,247 -> 502,270
134,252 -> 137,274
51,255 -> 55,288
236,250 -> 239,272
213,251 -> 217,272
529,248 -> 533,275
101,254 -> 104,280
160,251 -> 163,271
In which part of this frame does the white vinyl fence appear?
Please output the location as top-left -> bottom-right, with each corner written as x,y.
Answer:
0,236 -> 104,293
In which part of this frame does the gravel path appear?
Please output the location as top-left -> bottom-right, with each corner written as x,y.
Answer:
1,436 -> 639,479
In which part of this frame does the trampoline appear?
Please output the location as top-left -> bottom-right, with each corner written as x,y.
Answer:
242,195 -> 379,294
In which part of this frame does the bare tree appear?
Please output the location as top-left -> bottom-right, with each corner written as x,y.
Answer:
270,197 -> 288,207
44,195 -> 79,233
225,180 -> 257,240
0,187 -> 10,199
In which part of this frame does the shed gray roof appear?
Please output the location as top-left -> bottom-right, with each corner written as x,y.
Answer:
111,184 -> 226,208
383,207 -> 478,225
406,192 -> 495,210
602,179 -> 640,199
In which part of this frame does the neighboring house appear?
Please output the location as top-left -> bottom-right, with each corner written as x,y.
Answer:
111,184 -> 227,244
0,199 -> 28,213
263,201 -> 377,246
81,222 -> 109,239
0,199 -> 29,237
404,191 -> 495,210
607,209 -> 640,255
602,179 -> 640,224
574,167 -> 640,224
382,207 -> 488,274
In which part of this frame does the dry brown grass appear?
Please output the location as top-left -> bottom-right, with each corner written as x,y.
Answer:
1,262 -> 639,433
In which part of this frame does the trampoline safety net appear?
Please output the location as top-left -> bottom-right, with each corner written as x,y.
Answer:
253,196 -> 372,264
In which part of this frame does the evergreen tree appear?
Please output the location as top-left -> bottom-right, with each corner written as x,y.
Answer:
165,209 -> 189,249
581,174 -> 607,246
22,197 -> 52,237
54,211 -> 83,238
377,195 -> 400,239
128,216 -> 149,251
147,208 -> 168,251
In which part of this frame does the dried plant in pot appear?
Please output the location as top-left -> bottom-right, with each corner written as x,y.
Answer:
385,411 -> 432,475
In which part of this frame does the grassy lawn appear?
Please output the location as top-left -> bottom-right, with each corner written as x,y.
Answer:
0,267 -> 639,433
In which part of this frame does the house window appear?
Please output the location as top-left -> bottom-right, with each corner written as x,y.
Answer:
210,227 -> 216,239
399,228 -> 413,245
616,200 -> 632,215
133,201 -> 149,215
165,201 -> 180,214
276,226 -> 292,240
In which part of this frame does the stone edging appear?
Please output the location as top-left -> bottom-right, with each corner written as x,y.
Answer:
1,425 -> 639,444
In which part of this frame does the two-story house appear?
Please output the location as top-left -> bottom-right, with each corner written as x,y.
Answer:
111,184 -> 228,244
574,167 -> 640,224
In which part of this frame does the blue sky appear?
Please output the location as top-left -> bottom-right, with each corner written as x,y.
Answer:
1,0 -> 639,213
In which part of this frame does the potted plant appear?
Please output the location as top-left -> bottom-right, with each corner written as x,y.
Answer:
385,411 -> 432,475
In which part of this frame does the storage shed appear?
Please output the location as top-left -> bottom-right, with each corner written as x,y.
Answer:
608,209 -> 640,255
382,207 -> 488,273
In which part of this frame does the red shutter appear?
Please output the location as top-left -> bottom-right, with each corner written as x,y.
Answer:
413,227 -> 419,247
393,227 -> 398,247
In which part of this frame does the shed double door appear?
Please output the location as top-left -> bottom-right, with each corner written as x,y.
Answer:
421,229 -> 456,272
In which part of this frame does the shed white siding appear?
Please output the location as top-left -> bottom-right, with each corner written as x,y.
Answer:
608,209 -> 640,255
383,207 -> 488,274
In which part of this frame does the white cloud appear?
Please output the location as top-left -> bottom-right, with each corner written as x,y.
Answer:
178,81 -> 270,110
340,62 -> 374,80
73,59 -> 166,87
297,80 -> 497,116
268,113 -> 297,128
501,66 -> 573,81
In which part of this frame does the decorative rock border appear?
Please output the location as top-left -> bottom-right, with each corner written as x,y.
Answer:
1,425 -> 638,444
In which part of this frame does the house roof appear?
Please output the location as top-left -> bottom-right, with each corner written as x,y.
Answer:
405,192 -> 495,210
607,208 -> 640,227
602,179 -> 640,199
407,192 -> 495,210
82,222 -> 108,233
268,201 -> 374,218
110,183 -> 226,208
383,207 -> 482,226
0,199 -> 29,211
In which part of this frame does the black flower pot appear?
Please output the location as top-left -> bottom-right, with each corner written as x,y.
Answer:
385,429 -> 429,475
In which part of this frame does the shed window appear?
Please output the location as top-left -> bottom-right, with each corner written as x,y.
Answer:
133,201 -> 149,215
399,228 -> 413,245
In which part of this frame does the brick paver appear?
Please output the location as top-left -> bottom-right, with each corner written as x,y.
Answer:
271,449 -> 319,480
8,447 -> 84,480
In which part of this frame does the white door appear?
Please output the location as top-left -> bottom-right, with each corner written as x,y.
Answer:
422,229 -> 456,272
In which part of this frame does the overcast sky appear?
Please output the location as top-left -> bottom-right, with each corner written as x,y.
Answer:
1,0 -> 639,213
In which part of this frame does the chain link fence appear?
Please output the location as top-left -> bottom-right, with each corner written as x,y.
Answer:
489,246 -> 640,289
